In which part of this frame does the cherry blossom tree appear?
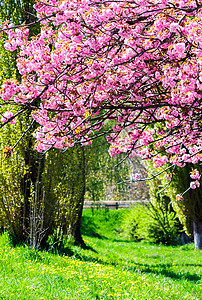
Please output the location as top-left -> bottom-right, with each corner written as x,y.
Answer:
0,0 -> 202,247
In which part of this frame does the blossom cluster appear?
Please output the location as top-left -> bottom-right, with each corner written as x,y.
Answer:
190,169 -> 201,189
0,0 -> 201,171
1,111 -> 16,124
176,169 -> 201,201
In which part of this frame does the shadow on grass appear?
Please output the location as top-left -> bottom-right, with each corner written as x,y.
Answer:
80,243 -> 98,252
124,262 -> 201,283
110,238 -> 138,243
81,213 -> 124,241
183,263 -> 202,267
49,242 -> 97,256
81,215 -> 98,237
81,216 -> 110,241
69,246 -> 201,283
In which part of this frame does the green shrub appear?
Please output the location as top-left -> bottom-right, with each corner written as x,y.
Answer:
121,203 -> 180,245
121,205 -> 150,240
146,208 -> 179,245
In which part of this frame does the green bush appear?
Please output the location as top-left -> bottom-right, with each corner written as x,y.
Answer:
121,205 -> 150,240
146,208 -> 179,245
121,204 -> 180,245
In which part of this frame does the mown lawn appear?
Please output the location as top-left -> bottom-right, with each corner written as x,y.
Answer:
0,209 -> 201,300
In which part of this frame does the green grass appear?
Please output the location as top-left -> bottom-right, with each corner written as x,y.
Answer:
0,209 -> 201,300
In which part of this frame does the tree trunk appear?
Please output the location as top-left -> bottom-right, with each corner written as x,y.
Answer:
72,197 -> 85,246
67,145 -> 86,246
193,220 -> 202,250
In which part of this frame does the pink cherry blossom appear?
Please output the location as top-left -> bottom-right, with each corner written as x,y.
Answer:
176,194 -> 183,201
190,169 -> 200,180
133,173 -> 141,181
190,181 -> 200,189
1,111 -> 16,124
0,0 -> 201,191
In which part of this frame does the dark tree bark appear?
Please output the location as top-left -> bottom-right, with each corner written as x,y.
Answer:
63,145 -> 86,246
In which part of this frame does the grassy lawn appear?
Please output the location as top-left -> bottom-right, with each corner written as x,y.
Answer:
0,209 -> 201,300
